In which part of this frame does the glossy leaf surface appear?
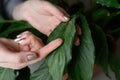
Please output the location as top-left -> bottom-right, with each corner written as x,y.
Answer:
46,15 -> 76,80
0,68 -> 15,80
0,21 -> 32,37
96,0 -> 120,8
69,14 -> 95,80
90,24 -> 109,75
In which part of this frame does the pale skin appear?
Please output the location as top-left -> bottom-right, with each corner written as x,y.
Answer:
0,34 -> 62,69
12,0 -> 70,36
14,31 -> 63,64
0,0 -> 81,69
0,0 -> 68,69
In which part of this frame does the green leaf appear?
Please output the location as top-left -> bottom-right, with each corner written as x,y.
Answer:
46,15 -> 76,80
111,28 -> 120,40
0,15 -> 5,32
49,0 -> 59,4
104,14 -> 120,40
90,24 -> 109,75
0,21 -> 32,37
109,54 -> 120,80
0,68 -> 15,80
96,0 -> 120,8
91,8 -> 110,22
30,61 -> 52,80
69,14 -> 95,80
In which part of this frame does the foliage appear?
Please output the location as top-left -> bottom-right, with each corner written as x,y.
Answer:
96,0 -> 120,8
0,0 -> 120,80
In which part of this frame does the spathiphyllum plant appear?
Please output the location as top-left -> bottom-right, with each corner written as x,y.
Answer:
0,0 -> 120,80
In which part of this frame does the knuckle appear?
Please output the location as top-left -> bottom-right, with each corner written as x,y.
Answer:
22,31 -> 32,37
24,31 -> 31,34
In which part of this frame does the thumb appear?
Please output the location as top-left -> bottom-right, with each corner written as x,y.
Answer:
0,51 -> 38,69
26,38 -> 63,65
21,38 -> 63,66
6,51 -> 37,64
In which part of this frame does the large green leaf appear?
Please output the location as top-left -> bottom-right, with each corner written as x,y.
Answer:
0,15 -> 5,32
109,54 -> 120,80
69,14 -> 95,80
90,24 -> 109,75
0,21 -> 32,37
0,68 -> 15,80
96,0 -> 120,8
46,15 -> 76,80
30,61 -> 52,80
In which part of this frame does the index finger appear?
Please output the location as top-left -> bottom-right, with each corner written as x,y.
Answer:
43,2 -> 69,21
26,38 -> 63,65
38,38 -> 63,59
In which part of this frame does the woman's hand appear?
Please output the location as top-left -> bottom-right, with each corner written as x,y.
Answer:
12,0 -> 69,36
14,31 -> 63,68
0,38 -> 35,69
0,32 -> 62,69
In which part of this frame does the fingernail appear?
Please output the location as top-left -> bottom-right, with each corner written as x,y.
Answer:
18,39 -> 24,44
63,16 -> 69,21
27,54 -> 37,61
14,37 -> 26,43
17,35 -> 21,38
14,37 -> 22,42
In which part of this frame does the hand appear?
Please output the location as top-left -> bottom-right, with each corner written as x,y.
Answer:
74,24 -> 82,46
0,33 -> 62,69
14,31 -> 63,68
0,38 -> 34,69
12,0 -> 69,36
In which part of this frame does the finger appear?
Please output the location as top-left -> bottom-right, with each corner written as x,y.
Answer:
63,73 -> 69,80
0,51 -> 38,69
0,51 -> 37,64
0,53 -> 36,70
74,36 -> 80,46
55,5 -> 70,18
19,45 -> 30,51
74,24 -> 82,46
0,62 -> 26,70
25,38 -> 63,65
39,38 -> 63,59
16,31 -> 32,38
0,38 -> 20,52
25,13 -> 60,36
44,2 -> 69,22
76,24 -> 82,36
14,31 -> 33,45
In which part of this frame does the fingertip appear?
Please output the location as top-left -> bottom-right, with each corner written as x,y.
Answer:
74,37 -> 80,46
63,16 -> 70,22
54,38 -> 63,46
56,38 -> 63,42
38,38 -> 63,57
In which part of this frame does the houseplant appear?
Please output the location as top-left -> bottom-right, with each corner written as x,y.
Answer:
0,0 -> 120,80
